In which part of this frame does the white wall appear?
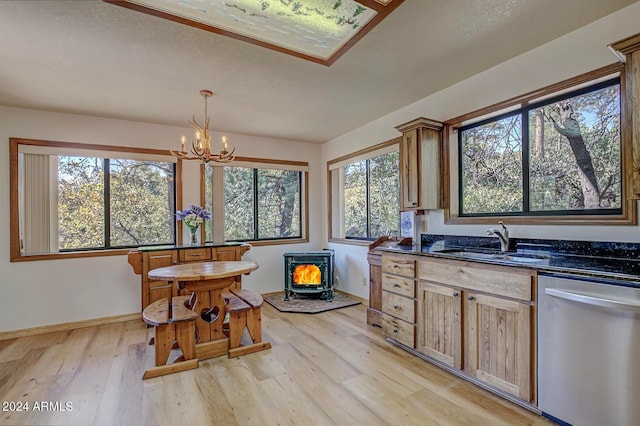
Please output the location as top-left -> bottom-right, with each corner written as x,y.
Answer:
322,2 -> 640,300
0,106 -> 322,332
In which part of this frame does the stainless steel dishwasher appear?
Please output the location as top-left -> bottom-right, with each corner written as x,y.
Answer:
538,273 -> 640,426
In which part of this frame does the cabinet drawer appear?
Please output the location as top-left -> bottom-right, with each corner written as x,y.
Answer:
147,251 -> 176,270
213,247 -> 238,261
418,258 -> 532,301
179,248 -> 212,262
382,314 -> 415,348
382,254 -> 415,277
382,273 -> 415,298
382,290 -> 415,323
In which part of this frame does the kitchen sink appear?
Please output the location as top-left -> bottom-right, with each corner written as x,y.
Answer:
433,249 -> 550,264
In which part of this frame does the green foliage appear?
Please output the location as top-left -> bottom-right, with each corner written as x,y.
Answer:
109,160 -> 174,246
216,166 -> 302,242
344,151 -> 399,239
461,82 -> 620,215
57,156 -> 175,250
58,156 -> 104,249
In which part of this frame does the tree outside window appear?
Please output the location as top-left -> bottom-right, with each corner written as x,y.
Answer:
205,164 -> 303,242
341,150 -> 400,240
459,79 -> 621,216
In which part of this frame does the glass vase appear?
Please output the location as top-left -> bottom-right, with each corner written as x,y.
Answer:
189,228 -> 199,246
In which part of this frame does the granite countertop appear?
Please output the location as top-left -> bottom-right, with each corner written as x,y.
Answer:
377,235 -> 640,286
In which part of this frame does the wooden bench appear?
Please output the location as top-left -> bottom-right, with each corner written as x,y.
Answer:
223,289 -> 271,357
141,295 -> 199,379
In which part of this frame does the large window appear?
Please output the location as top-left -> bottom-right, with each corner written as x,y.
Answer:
329,140 -> 400,242
204,160 -> 307,244
459,78 -> 622,217
10,139 -> 177,260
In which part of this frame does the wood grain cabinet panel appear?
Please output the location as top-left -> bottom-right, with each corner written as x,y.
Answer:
131,245 -> 250,312
381,252 -> 417,348
610,33 -> 640,198
395,117 -> 444,210
416,281 -> 462,369
381,254 -> 415,277
382,291 -> 415,324
465,292 -> 531,401
179,248 -> 211,262
416,256 -> 535,403
382,314 -> 415,348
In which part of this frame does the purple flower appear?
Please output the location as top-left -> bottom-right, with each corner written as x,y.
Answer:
176,205 -> 211,231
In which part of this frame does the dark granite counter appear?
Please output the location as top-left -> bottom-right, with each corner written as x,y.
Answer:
377,234 -> 640,287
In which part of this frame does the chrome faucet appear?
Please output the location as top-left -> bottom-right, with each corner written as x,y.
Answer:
486,221 -> 509,252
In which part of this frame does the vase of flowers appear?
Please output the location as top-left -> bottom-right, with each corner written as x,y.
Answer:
176,205 -> 211,246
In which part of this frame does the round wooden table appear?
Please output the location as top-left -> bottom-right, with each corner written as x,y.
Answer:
148,261 -> 259,358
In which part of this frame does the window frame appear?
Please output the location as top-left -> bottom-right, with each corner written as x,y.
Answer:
327,138 -> 400,246
201,157 -> 309,247
9,138 -> 183,262
444,63 -> 636,226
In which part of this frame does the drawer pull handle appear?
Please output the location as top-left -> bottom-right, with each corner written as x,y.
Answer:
393,283 -> 400,288
467,295 -> 474,301
393,305 -> 401,310
393,264 -> 398,268
189,253 -> 203,257
452,292 -> 459,297
393,329 -> 399,334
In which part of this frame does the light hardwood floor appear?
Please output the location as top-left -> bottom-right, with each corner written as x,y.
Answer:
0,303 -> 553,426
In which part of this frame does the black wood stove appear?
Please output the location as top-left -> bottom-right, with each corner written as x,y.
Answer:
283,250 -> 334,302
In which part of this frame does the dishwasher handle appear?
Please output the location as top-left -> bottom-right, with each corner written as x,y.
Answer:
545,287 -> 640,313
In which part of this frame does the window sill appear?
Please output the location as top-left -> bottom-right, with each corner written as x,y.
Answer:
10,248 -> 131,262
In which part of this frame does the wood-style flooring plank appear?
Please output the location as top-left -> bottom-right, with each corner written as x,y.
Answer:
0,304 -> 552,426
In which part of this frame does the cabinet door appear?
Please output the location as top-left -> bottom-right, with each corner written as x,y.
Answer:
419,126 -> 442,210
149,284 -> 172,305
400,128 -> 420,209
142,251 -> 177,310
416,281 -> 462,369
466,292 -> 531,401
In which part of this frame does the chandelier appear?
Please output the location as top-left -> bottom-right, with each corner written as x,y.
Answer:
170,90 -> 235,164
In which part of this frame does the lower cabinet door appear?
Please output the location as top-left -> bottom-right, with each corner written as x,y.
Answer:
149,284 -> 172,305
465,292 -> 532,401
416,281 -> 462,369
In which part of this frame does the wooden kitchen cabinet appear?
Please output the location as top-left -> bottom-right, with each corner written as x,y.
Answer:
611,33 -> 640,198
417,257 -> 535,403
465,291 -> 531,401
145,250 -> 177,306
128,244 -> 251,312
381,253 -> 416,348
395,117 -> 444,210
416,280 -> 462,369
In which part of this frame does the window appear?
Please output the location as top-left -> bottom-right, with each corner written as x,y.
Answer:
329,139 -> 400,242
10,139 -> 177,261
459,78 -> 622,218
203,159 -> 308,244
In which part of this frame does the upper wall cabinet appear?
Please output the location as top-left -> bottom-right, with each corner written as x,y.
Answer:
611,32 -> 640,199
395,117 -> 444,210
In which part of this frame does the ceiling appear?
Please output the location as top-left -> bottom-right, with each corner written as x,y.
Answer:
0,0 -> 636,144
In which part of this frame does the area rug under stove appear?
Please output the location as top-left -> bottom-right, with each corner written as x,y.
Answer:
263,292 -> 360,314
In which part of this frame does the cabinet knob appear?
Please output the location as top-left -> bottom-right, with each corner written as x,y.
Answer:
393,305 -> 401,310
467,295 -> 474,301
393,329 -> 399,334
393,283 -> 400,288
452,292 -> 459,297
